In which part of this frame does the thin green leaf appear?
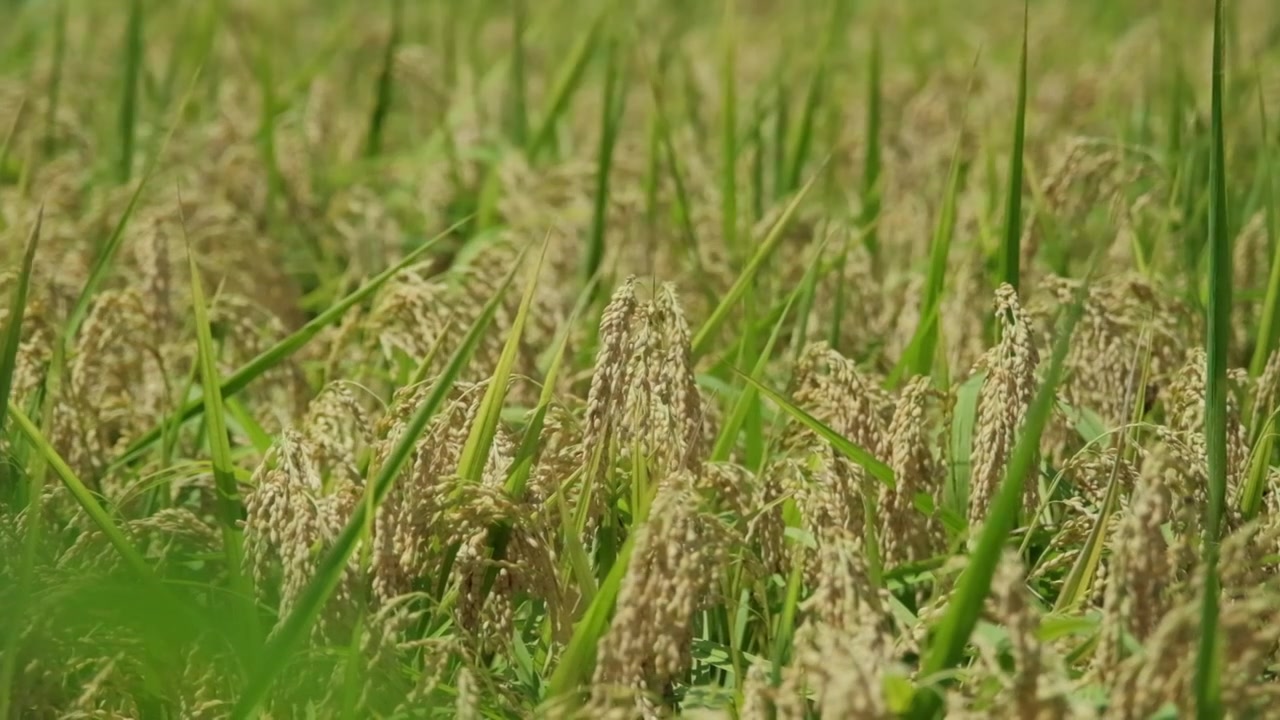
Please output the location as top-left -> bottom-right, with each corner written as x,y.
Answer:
998,2 -> 1029,293
586,39 -> 626,295
711,237 -> 826,462
528,12 -> 603,161
180,195 -> 260,659
692,164 -> 824,358
364,0 -> 403,157
0,206 -> 41,446
1055,331 -> 1153,612
118,0 -> 143,182
544,513 -> 640,706
1249,81 -> 1279,379
911,53 -> 980,377
1195,0 -> 1230,714
457,238 -> 543,483
861,31 -> 882,261
720,0 -> 739,258
507,0 -> 529,145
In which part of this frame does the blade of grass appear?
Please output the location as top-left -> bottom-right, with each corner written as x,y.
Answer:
861,30 -> 882,261
692,163 -> 825,358
711,236 -> 827,462
1195,0 -> 1230,714
1249,80 -> 1278,380
998,2 -> 1029,294
543,514 -> 640,707
0,206 -> 41,448
179,191 -> 258,651
432,239 -> 540,605
364,0 -> 403,157
1240,406 -> 1280,519
42,0 -> 67,156
113,217 -> 468,467
909,272 -> 1091,720
585,39 -> 626,296
527,11 -> 604,161
649,77 -> 714,307
478,278 -> 594,603
507,0 -> 529,145
118,0 -> 143,183
456,238 -> 543,483
784,0 -> 841,195
720,0 -> 739,259
229,253 -> 520,720
911,53 -> 980,378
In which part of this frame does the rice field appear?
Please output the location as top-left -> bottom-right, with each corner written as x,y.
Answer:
2,0 -> 1280,717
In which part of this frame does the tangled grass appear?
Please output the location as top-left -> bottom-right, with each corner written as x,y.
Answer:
2,0 -> 1280,717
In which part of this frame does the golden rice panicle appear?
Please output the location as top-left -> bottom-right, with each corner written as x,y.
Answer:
773,529 -> 898,720
773,344 -> 892,543
368,261 -> 452,357
456,666 -> 478,720
1032,275 -> 1175,434
588,471 -> 732,718
984,552 -> 1071,720
1022,138 -> 1141,279
299,382 -> 372,484
1164,348 -> 1249,497
242,430 -> 360,638
619,281 -> 705,471
582,278 -> 706,517
369,383 -> 485,604
1253,346 -> 1280,431
969,283 -> 1040,528
583,276 -> 640,471
449,485 -> 561,653
1143,432 -> 1206,587
801,527 -> 888,633
1105,573 -> 1280,719
879,375 -> 947,568
56,287 -> 170,485
1216,520 -> 1280,599
786,341 -> 893,458
1093,471 -> 1172,683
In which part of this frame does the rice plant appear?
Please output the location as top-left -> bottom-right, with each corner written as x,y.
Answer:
2,0 -> 1279,718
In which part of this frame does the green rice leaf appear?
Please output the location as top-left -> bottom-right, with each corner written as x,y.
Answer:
1194,0 -> 1231,713
0,206 -> 41,447
998,2 -> 1029,293
180,193 -> 257,649
692,165 -> 824,358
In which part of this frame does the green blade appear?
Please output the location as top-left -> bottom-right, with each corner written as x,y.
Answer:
0,206 -> 42,446
692,164 -> 824,358
1195,0 -> 1230,715
998,2 -> 1029,293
